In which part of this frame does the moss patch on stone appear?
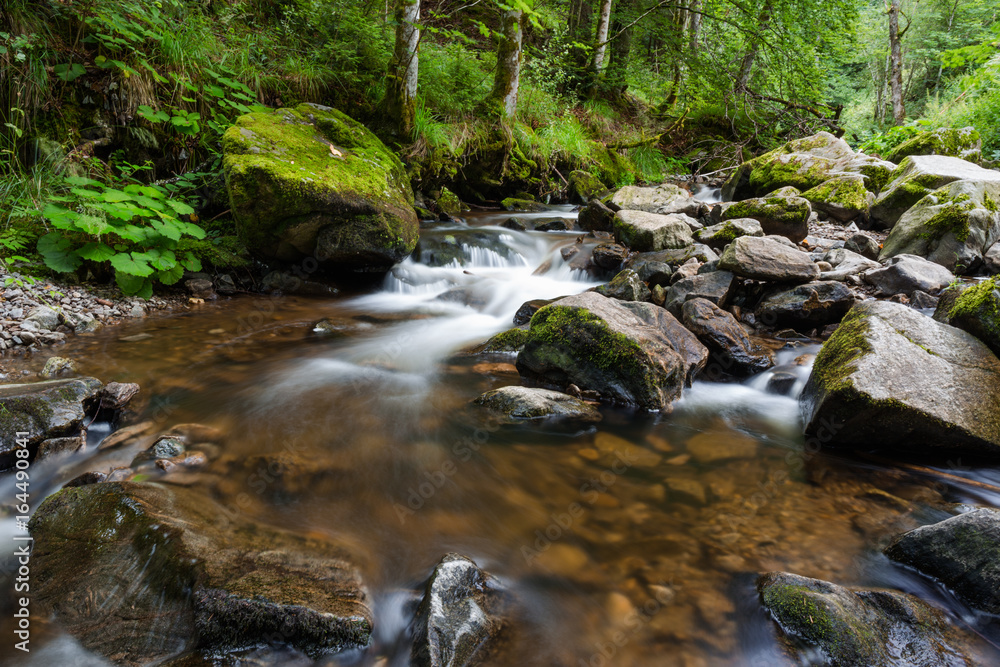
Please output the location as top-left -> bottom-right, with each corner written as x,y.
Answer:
919,192 -> 975,243
810,307 -> 873,394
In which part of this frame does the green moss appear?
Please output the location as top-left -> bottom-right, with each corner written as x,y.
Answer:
858,164 -> 892,194
919,193 -> 974,243
803,177 -> 868,212
884,127 -> 982,164
811,307 -> 873,393
500,197 -> 547,212
725,197 -> 809,224
437,186 -> 464,214
177,235 -> 251,270
481,327 -> 531,352
950,276 -> 1000,323
984,192 -> 998,213
748,154 -> 833,195
714,222 -> 742,243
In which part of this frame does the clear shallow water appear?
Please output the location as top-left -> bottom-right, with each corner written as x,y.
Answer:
1,207 -> 1000,665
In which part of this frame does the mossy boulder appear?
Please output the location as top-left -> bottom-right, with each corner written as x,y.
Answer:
722,132 -> 857,200
0,377 -> 103,469
758,571 -> 980,666
800,300 -> 1000,454
501,197 -> 548,212
566,170 -> 606,204
870,155 -> 1000,230
613,210 -> 695,251
222,103 -> 418,272
577,198 -> 616,232
884,126 -> 983,165
473,386 -> 601,424
802,174 -> 875,223
28,481 -> 372,664
437,186 -> 466,215
593,268 -> 652,302
885,508 -> 1000,614
476,327 -> 530,353
713,196 -> 811,242
694,218 -> 764,249
515,291 -> 708,410
879,180 -> 1000,273
945,276 -> 1000,357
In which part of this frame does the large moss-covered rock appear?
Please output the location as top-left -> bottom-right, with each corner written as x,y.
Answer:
758,571 -> 980,666
802,174 -> 875,223
879,180 -> 1000,273
945,276 -> 1000,357
870,155 -> 1000,230
800,300 -> 1000,454
567,170 -> 606,204
222,103 -> 418,272
714,196 -> 811,242
593,268 -> 652,302
515,292 -> 708,410
885,509 -> 1000,614
28,481 -> 372,665
0,377 -> 103,468
694,218 -> 764,249
884,126 -> 983,165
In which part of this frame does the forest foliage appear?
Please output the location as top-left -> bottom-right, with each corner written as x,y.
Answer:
0,0 -> 997,293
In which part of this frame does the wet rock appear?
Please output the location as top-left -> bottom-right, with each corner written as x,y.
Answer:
594,269 -> 652,302
800,301 -> 1000,454
820,247 -> 882,281
0,377 -> 103,468
718,236 -> 820,283
516,292 -> 708,411
802,173 -> 875,223
29,482 -> 372,664
577,199 -> 615,232
39,356 -> 78,379
663,271 -> 736,318
36,435 -> 86,461
411,553 -> 505,667
514,298 -> 556,326
152,436 -> 186,459
63,471 -> 107,487
535,219 -> 573,232
682,298 -> 774,376
885,508 -> 1000,614
477,328 -> 530,353
629,244 -> 719,268
100,382 -> 141,413
713,196 -> 811,243
670,257 -> 701,284
879,179 -> 1000,274
629,258 -> 673,287
943,277 -> 1000,357
261,271 -> 339,296
185,278 -> 217,300
845,233 -> 881,259
63,310 -> 102,333
870,155 -> 1000,230
765,371 -> 798,396
758,571 -> 980,667
686,429 -> 757,463
756,281 -> 856,328
567,170 -> 606,204
694,218 -> 764,249
863,255 -> 955,295
312,317 -> 345,337
884,126 -> 982,164
614,210 -> 695,252
911,290 -> 940,310
216,274 -> 237,294
591,242 -> 629,271
560,245 -> 579,261
500,217 -> 528,232
501,197 -> 547,212
437,186 -> 466,215
664,478 -> 706,505
932,283 -> 970,323
473,386 -> 601,424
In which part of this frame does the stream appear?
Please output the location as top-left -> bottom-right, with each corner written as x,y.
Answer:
3,205 -> 1000,665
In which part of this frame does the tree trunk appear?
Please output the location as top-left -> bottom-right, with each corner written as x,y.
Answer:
888,0 -> 905,125
591,0 -> 613,74
381,0 -> 420,136
491,7 -> 523,118
736,0 -> 772,91
568,0 -> 592,40
605,0 -> 633,97
688,0 -> 701,53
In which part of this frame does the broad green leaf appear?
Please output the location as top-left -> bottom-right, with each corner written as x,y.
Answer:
76,242 -> 116,262
165,199 -> 195,216
53,63 -> 86,82
151,218 -> 182,241
37,233 -> 83,273
63,175 -> 104,187
110,252 -> 155,277
179,251 -> 202,272
156,264 -> 184,285
116,272 -> 153,298
74,213 -> 116,236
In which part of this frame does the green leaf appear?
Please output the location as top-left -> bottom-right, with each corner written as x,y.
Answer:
63,175 -> 104,187
53,63 -> 86,82
37,233 -> 83,273
110,252 -> 155,277
76,242 -> 116,262
165,199 -> 195,216
150,218 -> 183,241
156,264 -> 184,285
116,272 -> 153,298
74,213 -> 116,236
179,251 -> 202,272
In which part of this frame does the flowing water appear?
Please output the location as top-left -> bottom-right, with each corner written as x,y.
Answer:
3,207 -> 1000,665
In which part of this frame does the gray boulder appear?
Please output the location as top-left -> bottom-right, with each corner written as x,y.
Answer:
879,179 -> 1000,273
941,276 -> 1000,357
627,244 -> 719,268
614,210 -> 696,252
515,292 -> 708,410
578,199 -> 615,232
718,236 -> 819,283
863,255 -> 955,295
29,482 -> 372,664
756,281 -> 856,328
682,299 -> 773,376
800,301 -> 1000,454
758,571 -> 981,666
885,509 -> 1000,614
870,155 -> 1000,230
694,218 -> 764,249
663,271 -> 736,317
25,305 -> 61,331
611,183 -> 701,217
845,233 -> 881,260
412,554 -> 505,667
593,268 -> 652,302
591,242 -> 629,271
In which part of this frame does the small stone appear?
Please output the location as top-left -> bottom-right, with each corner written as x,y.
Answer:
664,478 -> 707,505
40,356 -> 78,379
685,430 -> 758,463
151,436 -> 186,459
